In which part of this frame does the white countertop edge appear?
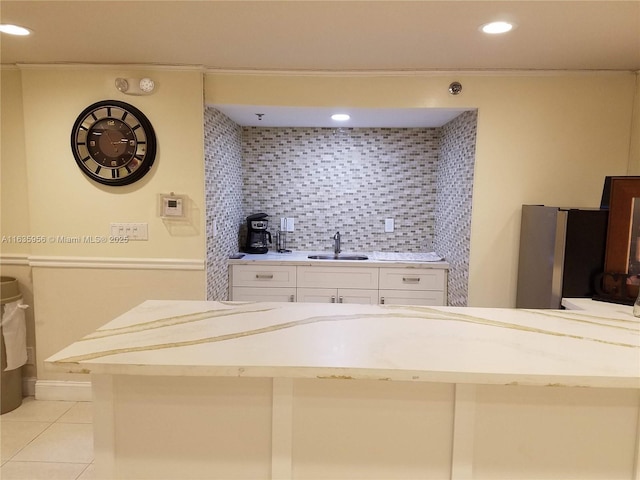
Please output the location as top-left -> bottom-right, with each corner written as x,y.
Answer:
46,362 -> 640,389
229,251 -> 449,268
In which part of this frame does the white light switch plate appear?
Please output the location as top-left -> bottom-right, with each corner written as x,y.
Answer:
385,218 -> 394,233
280,217 -> 295,232
110,223 -> 148,240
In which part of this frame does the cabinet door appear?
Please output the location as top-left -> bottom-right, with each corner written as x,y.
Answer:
231,287 -> 296,302
379,289 -> 445,306
338,289 -> 379,305
298,288 -> 378,304
297,287 -> 338,303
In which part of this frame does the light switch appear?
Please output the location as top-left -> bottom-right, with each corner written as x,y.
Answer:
110,223 -> 148,240
385,218 -> 394,233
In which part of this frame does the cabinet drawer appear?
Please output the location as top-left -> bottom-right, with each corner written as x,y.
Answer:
379,289 -> 445,306
297,266 -> 379,289
230,265 -> 296,287
379,268 -> 445,291
231,287 -> 296,302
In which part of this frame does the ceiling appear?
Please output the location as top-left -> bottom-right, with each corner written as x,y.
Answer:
214,105 -> 471,127
2,0 -> 638,127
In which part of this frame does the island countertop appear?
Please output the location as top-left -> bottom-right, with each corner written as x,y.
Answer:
46,300 -> 639,389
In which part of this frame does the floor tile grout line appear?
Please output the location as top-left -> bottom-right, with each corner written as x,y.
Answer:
1,460 -> 93,480
1,400 -> 94,469
75,461 -> 94,480
1,420 -> 55,464
52,400 -> 80,423
1,398 -> 78,423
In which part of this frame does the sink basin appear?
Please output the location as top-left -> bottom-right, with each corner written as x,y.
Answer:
307,254 -> 368,260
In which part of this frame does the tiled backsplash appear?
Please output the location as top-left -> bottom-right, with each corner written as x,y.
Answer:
434,111 -> 477,306
242,127 -> 440,252
205,107 -> 477,305
204,108 -> 244,301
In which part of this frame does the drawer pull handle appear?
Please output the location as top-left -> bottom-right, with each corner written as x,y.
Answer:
331,296 -> 336,303
380,296 -> 385,305
402,277 -> 420,283
289,295 -> 295,302
338,296 -> 343,303
255,274 -> 274,279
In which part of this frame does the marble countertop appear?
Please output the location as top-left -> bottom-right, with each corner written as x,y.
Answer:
46,300 -> 639,388
562,297 -> 633,313
229,251 -> 449,268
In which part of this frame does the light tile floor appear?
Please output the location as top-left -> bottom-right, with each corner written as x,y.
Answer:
1,397 -> 94,480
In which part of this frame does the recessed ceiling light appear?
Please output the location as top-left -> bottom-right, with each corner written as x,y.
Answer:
480,21 -> 514,34
331,114 -> 350,122
0,24 -> 31,36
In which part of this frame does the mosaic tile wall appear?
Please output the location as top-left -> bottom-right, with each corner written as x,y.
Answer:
241,127 -> 441,253
434,110 -> 478,306
204,107 -> 244,300
204,108 -> 478,304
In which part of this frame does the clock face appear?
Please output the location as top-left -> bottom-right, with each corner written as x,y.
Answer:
71,100 -> 156,186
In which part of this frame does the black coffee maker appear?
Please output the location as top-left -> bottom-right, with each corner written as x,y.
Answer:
245,213 -> 272,254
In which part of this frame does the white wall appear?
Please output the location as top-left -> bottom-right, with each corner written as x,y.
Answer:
1,66 -> 208,383
464,74 -> 633,307
1,68 -> 36,382
0,68 -> 30,256
205,72 -> 635,306
19,66 -> 205,259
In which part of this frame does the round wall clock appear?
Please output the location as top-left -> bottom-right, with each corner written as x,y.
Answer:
70,100 -> 157,186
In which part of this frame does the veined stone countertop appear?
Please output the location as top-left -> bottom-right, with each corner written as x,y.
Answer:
46,300 -> 639,389
228,251 -> 449,268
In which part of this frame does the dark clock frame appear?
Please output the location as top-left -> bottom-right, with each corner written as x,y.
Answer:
71,100 -> 157,186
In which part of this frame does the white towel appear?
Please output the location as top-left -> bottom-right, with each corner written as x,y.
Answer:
1,300 -> 28,371
370,251 -> 445,262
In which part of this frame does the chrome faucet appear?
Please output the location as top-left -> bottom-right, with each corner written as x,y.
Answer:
333,231 -> 341,255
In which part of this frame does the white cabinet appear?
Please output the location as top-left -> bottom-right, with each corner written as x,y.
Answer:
297,288 -> 378,304
379,268 -> 447,306
232,287 -> 296,302
297,266 -> 379,304
379,268 -> 445,291
230,263 -> 447,306
230,264 -> 296,287
229,265 -> 296,301
297,266 -> 378,289
379,289 -> 444,306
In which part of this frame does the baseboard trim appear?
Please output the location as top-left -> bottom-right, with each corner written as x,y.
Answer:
23,376 -> 36,397
35,380 -> 92,401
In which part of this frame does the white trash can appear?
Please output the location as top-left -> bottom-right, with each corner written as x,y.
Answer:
1,276 -> 26,414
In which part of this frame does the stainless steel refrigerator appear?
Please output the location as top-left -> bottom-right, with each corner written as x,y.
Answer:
516,205 -> 608,309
